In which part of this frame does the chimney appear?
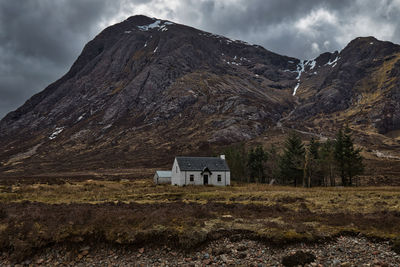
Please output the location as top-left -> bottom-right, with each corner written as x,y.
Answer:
220,155 -> 225,160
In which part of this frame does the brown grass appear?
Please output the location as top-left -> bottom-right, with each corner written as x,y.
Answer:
0,179 -> 399,261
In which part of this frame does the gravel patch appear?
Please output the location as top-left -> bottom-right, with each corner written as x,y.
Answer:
1,236 -> 399,266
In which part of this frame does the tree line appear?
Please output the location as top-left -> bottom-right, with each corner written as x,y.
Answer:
223,126 -> 364,187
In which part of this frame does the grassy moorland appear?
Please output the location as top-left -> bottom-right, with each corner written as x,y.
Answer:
0,179 -> 400,261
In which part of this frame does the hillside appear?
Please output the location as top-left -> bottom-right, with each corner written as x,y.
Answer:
0,15 -> 399,182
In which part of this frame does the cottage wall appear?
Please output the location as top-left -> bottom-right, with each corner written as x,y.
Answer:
154,176 -> 171,184
176,170 -> 230,186
171,159 -> 184,186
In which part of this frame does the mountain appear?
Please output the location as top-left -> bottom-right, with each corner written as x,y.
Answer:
0,15 -> 399,182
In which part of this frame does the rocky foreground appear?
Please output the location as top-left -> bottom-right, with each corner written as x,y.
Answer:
2,236 -> 399,267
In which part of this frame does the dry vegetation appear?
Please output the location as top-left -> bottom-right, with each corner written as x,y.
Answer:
1,179 -> 400,261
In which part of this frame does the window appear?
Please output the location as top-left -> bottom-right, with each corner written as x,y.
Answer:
190,175 -> 194,182
217,175 -> 222,182
176,166 -> 178,173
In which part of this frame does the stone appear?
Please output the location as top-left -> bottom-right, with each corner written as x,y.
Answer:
220,254 -> 228,262
36,258 -> 45,264
237,245 -> 247,251
80,246 -> 90,252
213,246 -> 231,255
203,259 -> 211,265
238,252 -> 247,259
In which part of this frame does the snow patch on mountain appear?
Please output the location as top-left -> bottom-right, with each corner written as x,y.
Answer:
49,127 -> 65,140
76,114 -> 85,122
295,60 -> 305,80
138,20 -> 161,31
307,59 -> 316,70
326,56 -> 340,67
138,20 -> 173,32
293,83 -> 300,95
291,58 -> 319,95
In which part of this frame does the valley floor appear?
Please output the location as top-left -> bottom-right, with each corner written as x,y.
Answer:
0,179 -> 399,265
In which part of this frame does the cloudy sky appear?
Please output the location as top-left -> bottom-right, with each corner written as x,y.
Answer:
1,0 -> 400,119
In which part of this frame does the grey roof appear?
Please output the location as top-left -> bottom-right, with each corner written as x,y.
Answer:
155,171 -> 172,177
176,156 -> 230,171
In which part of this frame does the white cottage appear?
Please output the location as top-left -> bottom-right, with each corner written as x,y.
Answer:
171,155 -> 230,186
153,170 -> 172,184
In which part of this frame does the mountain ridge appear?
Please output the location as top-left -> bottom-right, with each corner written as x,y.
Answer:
0,15 -> 399,182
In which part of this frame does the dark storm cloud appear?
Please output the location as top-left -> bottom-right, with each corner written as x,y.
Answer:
0,0 -> 114,119
166,0 -> 400,58
1,0 -> 400,119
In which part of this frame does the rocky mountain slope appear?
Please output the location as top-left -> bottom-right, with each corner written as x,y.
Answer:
0,15 -> 399,180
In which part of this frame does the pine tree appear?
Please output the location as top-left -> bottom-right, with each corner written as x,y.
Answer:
334,126 -> 364,186
265,144 -> 280,184
334,128 -> 347,185
279,132 -> 305,186
224,144 -> 247,182
247,146 -> 267,183
303,149 -> 311,187
309,137 -> 320,160
343,126 -> 364,185
319,139 -> 336,186
303,137 -> 321,187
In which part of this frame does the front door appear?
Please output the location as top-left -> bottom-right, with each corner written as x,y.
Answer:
203,174 -> 208,185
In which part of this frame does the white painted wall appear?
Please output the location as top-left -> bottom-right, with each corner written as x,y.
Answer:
173,169 -> 230,186
171,158 -> 184,186
153,173 -> 171,184
207,171 -> 230,186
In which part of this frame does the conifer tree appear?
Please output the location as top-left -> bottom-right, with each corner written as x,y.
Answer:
309,137 -> 320,160
319,139 -> 336,186
304,137 -> 321,187
334,128 -> 347,185
343,126 -> 364,185
247,146 -> 267,183
334,126 -> 364,186
279,132 -> 305,186
224,144 -> 247,182
265,144 -> 280,184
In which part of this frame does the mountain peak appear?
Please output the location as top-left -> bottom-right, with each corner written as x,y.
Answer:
348,36 -> 378,45
126,15 -> 155,25
343,36 -> 399,53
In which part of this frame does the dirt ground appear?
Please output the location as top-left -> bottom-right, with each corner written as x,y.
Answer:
0,179 -> 399,264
